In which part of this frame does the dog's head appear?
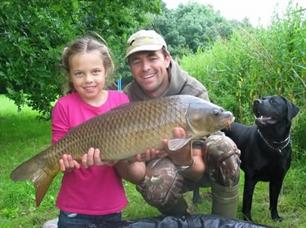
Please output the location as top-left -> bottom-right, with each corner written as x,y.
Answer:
253,95 -> 299,128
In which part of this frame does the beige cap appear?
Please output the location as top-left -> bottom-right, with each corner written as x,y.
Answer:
125,30 -> 167,58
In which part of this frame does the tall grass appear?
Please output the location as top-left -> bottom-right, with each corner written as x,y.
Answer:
180,4 -> 305,124
0,96 -> 56,227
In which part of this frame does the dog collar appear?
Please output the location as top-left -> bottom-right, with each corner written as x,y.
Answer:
257,129 -> 291,153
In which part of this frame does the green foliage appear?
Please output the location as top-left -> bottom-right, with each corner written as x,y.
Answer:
151,2 -> 244,57
0,0 -> 160,117
292,108 -> 306,160
180,3 -> 305,125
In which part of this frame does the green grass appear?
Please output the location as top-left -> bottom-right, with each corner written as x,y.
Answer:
1,95 -> 305,227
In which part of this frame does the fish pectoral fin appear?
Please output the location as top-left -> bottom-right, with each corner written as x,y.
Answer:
168,136 -> 192,151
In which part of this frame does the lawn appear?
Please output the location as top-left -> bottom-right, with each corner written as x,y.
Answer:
0,95 -> 305,227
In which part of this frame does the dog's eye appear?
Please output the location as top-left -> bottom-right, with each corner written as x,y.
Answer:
270,98 -> 277,105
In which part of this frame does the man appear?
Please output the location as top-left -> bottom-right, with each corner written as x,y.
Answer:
123,30 -> 240,217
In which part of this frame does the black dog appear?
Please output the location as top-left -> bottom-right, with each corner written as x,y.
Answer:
224,96 -> 299,221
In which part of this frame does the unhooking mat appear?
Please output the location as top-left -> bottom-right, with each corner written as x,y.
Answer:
99,214 -> 269,228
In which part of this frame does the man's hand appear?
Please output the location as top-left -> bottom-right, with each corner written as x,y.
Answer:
127,127 -> 194,166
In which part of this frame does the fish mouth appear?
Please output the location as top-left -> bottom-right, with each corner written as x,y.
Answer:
220,115 -> 235,130
225,116 -> 235,129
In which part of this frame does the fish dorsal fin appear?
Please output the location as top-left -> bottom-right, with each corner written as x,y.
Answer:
168,136 -> 193,151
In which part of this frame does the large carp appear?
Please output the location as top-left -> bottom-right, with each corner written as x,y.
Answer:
11,95 -> 234,206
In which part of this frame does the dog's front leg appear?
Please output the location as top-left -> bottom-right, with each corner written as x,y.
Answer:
192,185 -> 202,204
269,179 -> 284,221
242,176 -> 257,221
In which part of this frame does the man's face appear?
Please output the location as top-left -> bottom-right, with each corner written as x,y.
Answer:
128,50 -> 171,98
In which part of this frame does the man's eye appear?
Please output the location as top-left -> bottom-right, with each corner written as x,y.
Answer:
150,57 -> 158,61
131,60 -> 141,65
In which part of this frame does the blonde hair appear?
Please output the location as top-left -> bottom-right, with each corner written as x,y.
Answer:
61,35 -> 114,93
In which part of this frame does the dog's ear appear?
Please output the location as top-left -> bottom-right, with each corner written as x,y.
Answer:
286,100 -> 299,121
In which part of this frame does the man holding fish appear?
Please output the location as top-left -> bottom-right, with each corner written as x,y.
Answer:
81,30 -> 241,217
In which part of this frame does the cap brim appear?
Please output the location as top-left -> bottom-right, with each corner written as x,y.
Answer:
125,44 -> 164,58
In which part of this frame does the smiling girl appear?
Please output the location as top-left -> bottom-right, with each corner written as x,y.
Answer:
51,36 -> 130,227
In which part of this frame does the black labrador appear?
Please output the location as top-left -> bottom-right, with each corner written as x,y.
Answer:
224,96 -> 299,221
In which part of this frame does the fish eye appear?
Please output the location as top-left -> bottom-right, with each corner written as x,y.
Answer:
213,109 -> 220,116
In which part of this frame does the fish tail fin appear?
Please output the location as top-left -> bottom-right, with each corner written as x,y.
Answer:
10,154 -> 58,207
33,170 -> 55,207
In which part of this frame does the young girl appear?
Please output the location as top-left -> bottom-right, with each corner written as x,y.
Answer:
50,35 -> 132,227
46,35 -> 182,228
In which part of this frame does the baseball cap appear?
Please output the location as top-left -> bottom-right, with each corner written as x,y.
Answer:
125,30 -> 167,58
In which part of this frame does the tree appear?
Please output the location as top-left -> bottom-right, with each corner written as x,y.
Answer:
152,2 -> 240,57
0,0 -> 160,116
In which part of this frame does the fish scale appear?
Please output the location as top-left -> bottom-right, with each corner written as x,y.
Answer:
10,94 -> 234,207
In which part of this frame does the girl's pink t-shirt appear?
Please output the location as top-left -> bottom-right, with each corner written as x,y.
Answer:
52,90 -> 129,215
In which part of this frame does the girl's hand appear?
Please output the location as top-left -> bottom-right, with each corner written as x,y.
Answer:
59,154 -> 81,172
59,148 -> 116,171
81,147 -> 116,168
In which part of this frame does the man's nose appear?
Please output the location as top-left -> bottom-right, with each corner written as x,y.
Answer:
142,61 -> 150,71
